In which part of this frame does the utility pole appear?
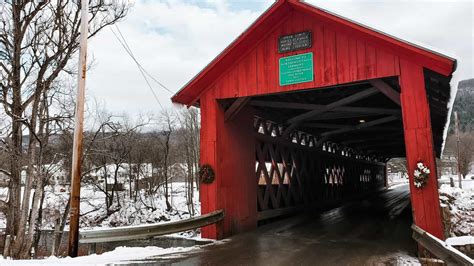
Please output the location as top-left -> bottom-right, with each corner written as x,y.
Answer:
454,111 -> 462,189
68,0 -> 88,257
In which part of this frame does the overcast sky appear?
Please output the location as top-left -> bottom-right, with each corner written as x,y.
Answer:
87,0 -> 473,116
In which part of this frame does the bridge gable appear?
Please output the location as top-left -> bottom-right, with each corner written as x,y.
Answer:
210,9 -> 402,100
172,0 -> 455,106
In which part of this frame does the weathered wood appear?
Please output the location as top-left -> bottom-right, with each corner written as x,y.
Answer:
320,116 -> 398,137
307,112 -> 382,121
257,207 -> 302,221
412,224 -> 474,265
224,97 -> 250,122
69,0 -> 89,257
250,100 -> 401,115
400,60 -> 443,239
303,123 -> 354,129
369,79 -> 401,106
342,133 -> 403,145
286,87 -> 379,124
282,87 -> 379,137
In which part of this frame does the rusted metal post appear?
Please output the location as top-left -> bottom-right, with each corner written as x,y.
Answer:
68,0 -> 88,257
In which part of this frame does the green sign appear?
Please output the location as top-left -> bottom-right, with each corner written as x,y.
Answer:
279,52 -> 314,86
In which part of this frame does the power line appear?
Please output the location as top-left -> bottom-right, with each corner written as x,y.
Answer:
113,26 -> 174,95
110,26 -> 176,110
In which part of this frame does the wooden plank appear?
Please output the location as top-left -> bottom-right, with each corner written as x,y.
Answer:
341,133 -> 403,145
257,207 -> 302,221
369,79 -> 401,106
323,26 -> 337,85
224,97 -> 251,122
237,51 -> 255,96
348,37 -> 358,81
250,100 -> 401,115
400,59 -> 443,239
356,39 -> 367,80
376,49 -> 396,77
320,116 -> 399,137
412,224 -> 474,265
286,87 -> 379,124
365,44 -> 377,79
199,90 -> 219,239
219,106 -> 257,236
313,21 -> 325,87
336,32 -> 350,83
303,122 -> 354,129
281,87 -> 379,137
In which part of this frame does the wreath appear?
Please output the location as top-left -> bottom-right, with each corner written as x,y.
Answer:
413,161 -> 430,189
199,164 -> 215,184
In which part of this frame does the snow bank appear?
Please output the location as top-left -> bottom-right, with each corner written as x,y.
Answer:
0,246 -> 198,266
439,183 -> 474,236
446,235 -> 474,246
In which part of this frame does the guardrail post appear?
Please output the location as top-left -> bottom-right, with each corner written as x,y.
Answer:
52,216 -> 60,256
88,243 -> 97,255
3,235 -> 11,258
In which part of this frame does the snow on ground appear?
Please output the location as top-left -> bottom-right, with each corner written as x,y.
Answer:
369,252 -> 421,265
446,235 -> 474,246
0,182 -> 200,232
439,178 -> 474,236
0,245 -> 198,266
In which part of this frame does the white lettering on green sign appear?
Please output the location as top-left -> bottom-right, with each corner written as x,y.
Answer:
279,52 -> 314,86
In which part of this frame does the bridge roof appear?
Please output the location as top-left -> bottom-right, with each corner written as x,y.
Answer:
171,0 -> 456,106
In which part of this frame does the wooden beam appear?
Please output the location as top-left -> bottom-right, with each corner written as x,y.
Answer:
314,136 -> 329,147
342,133 -> 403,145
224,97 -> 250,122
355,140 -> 404,150
320,116 -> 399,137
287,87 -> 379,124
369,79 -> 401,106
303,122 -> 354,129
250,100 -> 401,115
282,87 -> 379,137
307,112 -> 381,121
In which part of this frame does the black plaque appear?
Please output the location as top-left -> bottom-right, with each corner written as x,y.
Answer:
278,31 -> 312,53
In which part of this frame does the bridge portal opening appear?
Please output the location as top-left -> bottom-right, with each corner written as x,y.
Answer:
220,77 -> 402,223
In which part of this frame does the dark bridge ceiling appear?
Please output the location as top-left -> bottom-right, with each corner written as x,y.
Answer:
221,74 -> 451,160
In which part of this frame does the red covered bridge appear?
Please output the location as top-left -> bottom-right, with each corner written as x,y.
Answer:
172,0 -> 456,241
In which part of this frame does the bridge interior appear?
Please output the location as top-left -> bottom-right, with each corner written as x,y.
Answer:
218,72 -> 450,224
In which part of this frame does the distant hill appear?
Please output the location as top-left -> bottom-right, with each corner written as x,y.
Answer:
448,78 -> 474,132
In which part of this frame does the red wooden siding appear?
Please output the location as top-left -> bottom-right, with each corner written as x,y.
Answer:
399,59 -> 444,239
210,10 -> 402,100
200,88 -> 257,239
199,89 -> 221,239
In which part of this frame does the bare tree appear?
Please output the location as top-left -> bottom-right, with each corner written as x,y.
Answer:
445,133 -> 474,182
0,0 -> 130,258
178,107 -> 200,215
159,110 -> 175,211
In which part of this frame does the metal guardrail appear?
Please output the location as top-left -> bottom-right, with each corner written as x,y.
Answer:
411,224 -> 474,265
79,210 -> 224,244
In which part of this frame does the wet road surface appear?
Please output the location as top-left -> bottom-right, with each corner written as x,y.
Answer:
140,185 -> 416,265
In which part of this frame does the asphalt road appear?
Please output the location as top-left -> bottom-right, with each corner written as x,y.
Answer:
135,185 -> 416,266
